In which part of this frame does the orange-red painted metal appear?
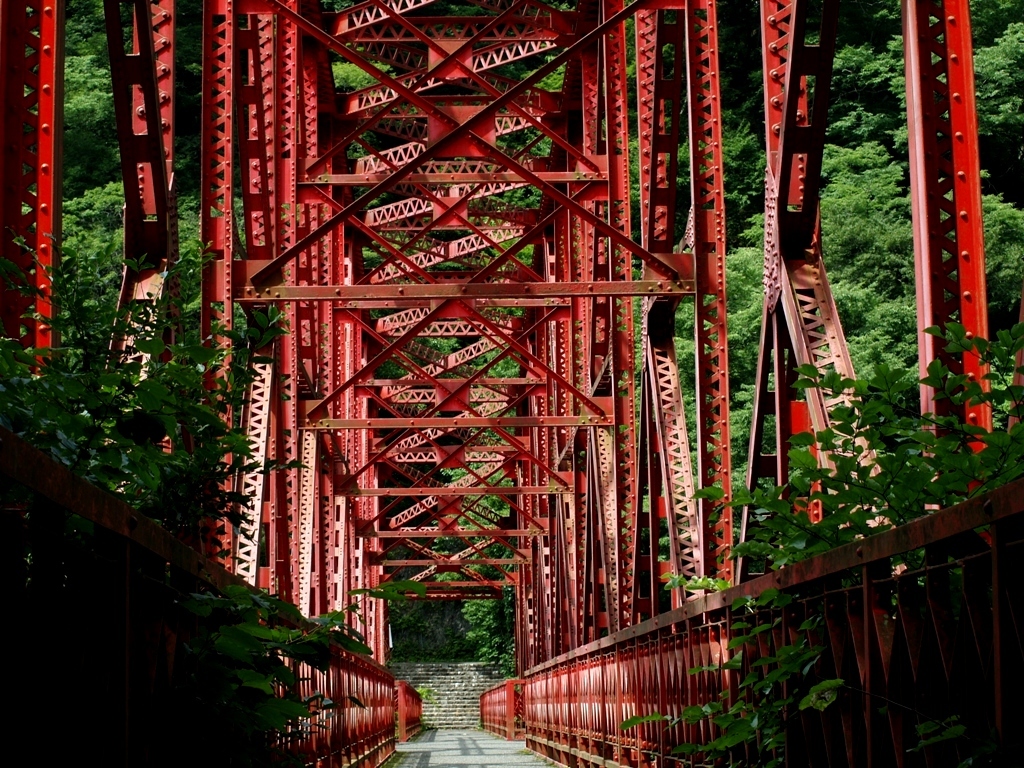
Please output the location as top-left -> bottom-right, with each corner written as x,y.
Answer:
396,680 -> 423,742
904,0 -> 991,429
8,0 -> 1003,760
481,679 -> 526,739
0,0 -> 63,348
521,479 -> 1024,765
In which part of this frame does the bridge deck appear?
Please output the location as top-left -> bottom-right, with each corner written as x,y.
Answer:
395,730 -> 544,767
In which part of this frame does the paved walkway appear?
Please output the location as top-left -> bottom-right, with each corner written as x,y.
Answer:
394,729 -> 548,767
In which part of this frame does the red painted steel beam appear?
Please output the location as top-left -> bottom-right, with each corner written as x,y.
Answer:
236,280 -> 692,301
358,528 -> 544,538
741,0 -> 853,568
686,0 -> 733,581
0,0 -> 63,348
904,0 -> 990,429
104,0 -> 173,268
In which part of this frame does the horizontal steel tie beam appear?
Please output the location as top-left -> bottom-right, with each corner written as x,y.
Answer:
357,528 -> 544,538
289,298 -> 571,309
379,558 -> 528,566
303,171 -> 607,184
237,280 -> 692,301
346,485 -> 567,497
308,415 -> 609,428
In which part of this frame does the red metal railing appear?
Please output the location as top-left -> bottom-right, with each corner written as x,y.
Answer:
481,679 -> 525,739
523,480 -> 1024,767
396,680 -> 423,742
0,427 -> 397,767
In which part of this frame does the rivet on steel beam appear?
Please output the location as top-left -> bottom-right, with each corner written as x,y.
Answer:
955,132 -> 964,141
963,291 -> 972,301
959,211 -> 968,220
958,171 -> 967,181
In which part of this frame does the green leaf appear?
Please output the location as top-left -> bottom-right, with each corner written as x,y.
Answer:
214,625 -> 266,662
798,678 -> 844,711
681,705 -> 706,722
236,669 -> 275,694
135,337 -> 165,357
255,697 -> 311,730
620,713 -> 669,729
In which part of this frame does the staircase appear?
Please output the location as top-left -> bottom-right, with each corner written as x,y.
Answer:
390,662 -> 506,729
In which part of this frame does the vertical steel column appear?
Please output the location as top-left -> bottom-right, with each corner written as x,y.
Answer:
686,0 -> 732,580
603,0 -> 637,633
635,3 -> 695,611
200,0 -> 235,342
904,0 -> 990,428
104,0 -> 173,269
0,0 -> 63,347
104,0 -> 178,360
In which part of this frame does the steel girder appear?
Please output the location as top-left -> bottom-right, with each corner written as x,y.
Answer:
0,0 -> 63,347
903,0 -> 990,429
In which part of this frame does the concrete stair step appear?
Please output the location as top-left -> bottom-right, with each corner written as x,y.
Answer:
390,662 -> 507,729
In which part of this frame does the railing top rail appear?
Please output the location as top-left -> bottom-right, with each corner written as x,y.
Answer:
481,678 -> 523,696
0,426 -> 393,677
525,476 -> 1024,675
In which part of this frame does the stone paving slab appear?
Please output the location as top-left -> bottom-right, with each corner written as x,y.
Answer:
394,729 -> 549,767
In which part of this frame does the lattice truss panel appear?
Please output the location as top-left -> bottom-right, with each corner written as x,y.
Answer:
187,0 -> 740,658
0,0 -> 996,676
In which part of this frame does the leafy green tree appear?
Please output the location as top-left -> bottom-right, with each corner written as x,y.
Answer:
463,587 -> 516,676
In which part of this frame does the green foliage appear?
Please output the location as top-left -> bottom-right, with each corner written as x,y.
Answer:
171,584 -> 370,766
654,326 -> 1024,763
974,22 -> 1024,204
62,56 -> 119,199
734,325 -> 1024,570
463,587 -> 517,677
389,599 -> 476,662
332,61 -> 386,92
0,246 -> 286,547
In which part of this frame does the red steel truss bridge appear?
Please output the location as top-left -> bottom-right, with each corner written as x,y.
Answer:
1,0 -> 1021,765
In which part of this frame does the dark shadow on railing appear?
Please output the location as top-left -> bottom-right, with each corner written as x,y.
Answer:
523,481 -> 1024,767
0,427 -> 396,767
481,678 -> 525,739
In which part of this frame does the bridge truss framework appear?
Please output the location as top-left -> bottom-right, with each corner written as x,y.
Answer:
0,0 -> 995,681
